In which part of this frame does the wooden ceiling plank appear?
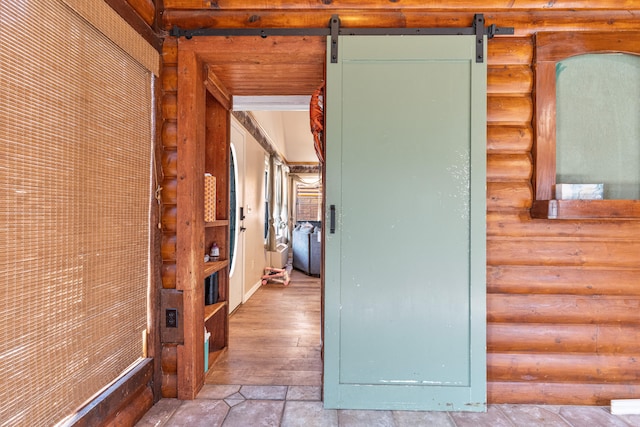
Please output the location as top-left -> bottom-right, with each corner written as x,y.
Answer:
205,67 -> 232,110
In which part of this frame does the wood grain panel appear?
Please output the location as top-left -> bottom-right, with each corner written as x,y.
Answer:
487,95 -> 532,124
487,153 -> 532,182
597,324 -> 640,354
489,381 -> 640,405
487,239 -> 640,268
487,65 -> 532,94
488,323 -> 597,353
487,125 -> 532,153
488,294 -> 640,324
487,265 -> 640,296
126,0 -> 155,25
487,182 -> 532,211
161,178 -> 177,204
487,212 -> 640,239
162,66 -> 178,92
208,63 -> 324,96
161,234 -> 177,261
162,121 -> 178,149
162,10 -> 640,37
161,373 -> 178,398
160,35 -> 179,401
161,262 -> 177,289
163,1 -> 639,10
162,93 -> 177,120
161,206 -> 177,232
537,31 -> 640,62
488,36 -> 533,66
162,38 -> 178,65
161,151 -> 178,177
488,323 -> 640,354
488,353 -> 640,383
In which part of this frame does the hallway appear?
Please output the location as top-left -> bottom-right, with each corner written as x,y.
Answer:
136,270 -> 640,426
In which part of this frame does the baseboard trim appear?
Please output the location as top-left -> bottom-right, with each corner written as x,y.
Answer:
243,279 -> 262,303
611,399 -> 640,415
65,358 -> 154,426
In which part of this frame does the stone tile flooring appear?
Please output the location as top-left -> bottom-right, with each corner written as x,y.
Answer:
136,384 -> 640,426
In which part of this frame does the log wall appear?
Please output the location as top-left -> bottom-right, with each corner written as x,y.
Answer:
160,37 -> 180,398
158,1 -> 640,405
485,35 -> 640,405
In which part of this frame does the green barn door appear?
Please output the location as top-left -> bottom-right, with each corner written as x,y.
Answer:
324,35 -> 486,411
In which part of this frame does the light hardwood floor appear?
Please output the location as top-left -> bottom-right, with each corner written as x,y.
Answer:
205,269 -> 322,386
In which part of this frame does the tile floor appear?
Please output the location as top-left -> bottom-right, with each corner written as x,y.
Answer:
136,384 -> 640,426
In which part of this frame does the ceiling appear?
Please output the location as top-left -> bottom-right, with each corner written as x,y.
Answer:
250,110 -> 319,165
191,35 -> 325,164
200,36 -> 326,97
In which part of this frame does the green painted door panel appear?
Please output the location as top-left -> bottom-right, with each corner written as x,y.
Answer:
324,35 -> 486,411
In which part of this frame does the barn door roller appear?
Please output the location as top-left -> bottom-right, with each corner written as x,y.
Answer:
328,14 -> 513,64
170,14 -> 513,64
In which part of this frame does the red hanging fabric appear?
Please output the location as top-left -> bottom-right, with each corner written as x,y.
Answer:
310,81 -> 325,163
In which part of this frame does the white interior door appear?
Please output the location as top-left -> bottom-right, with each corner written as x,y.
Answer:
229,122 -> 246,312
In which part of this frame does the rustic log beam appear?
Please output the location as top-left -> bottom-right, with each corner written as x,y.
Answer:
104,0 -> 161,51
490,381 -> 640,406
488,36 -> 533,65
163,0 -> 639,11
487,182 -> 533,211
162,10 -> 640,36
161,262 -> 177,289
161,178 -> 177,204
126,0 -> 155,26
487,153 -> 532,182
488,323 -> 598,353
532,200 -> 640,220
163,66 -> 178,93
487,265 -> 640,296
488,294 -> 640,324
487,95 -> 533,124
488,239 -> 640,268
488,323 -> 640,353
487,125 -> 533,153
162,120 -> 178,149
487,212 -> 640,239
162,151 -> 178,177
488,353 -> 640,383
487,65 -> 532,94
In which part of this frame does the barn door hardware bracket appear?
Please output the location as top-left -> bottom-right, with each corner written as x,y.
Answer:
330,15 -> 340,64
169,14 -> 514,64
474,14 -> 485,63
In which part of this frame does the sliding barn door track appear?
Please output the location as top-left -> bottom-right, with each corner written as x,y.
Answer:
169,14 -> 514,64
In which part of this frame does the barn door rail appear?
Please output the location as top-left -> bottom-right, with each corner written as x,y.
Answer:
169,14 -> 514,64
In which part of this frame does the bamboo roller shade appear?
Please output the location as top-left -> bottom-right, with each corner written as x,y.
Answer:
0,1 -> 153,425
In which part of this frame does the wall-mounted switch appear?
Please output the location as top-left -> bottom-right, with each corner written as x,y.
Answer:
166,308 -> 178,328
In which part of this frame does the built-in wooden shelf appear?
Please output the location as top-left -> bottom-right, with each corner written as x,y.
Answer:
531,200 -> 640,220
205,220 -> 229,228
204,301 -> 227,322
203,260 -> 229,276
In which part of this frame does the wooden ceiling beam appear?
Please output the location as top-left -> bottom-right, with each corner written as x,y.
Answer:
162,0 -> 638,11
205,67 -> 232,110
163,10 -> 640,36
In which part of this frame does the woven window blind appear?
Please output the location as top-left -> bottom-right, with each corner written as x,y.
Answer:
0,1 -> 152,425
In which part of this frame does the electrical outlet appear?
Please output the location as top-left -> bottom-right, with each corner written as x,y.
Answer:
166,308 -> 178,328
